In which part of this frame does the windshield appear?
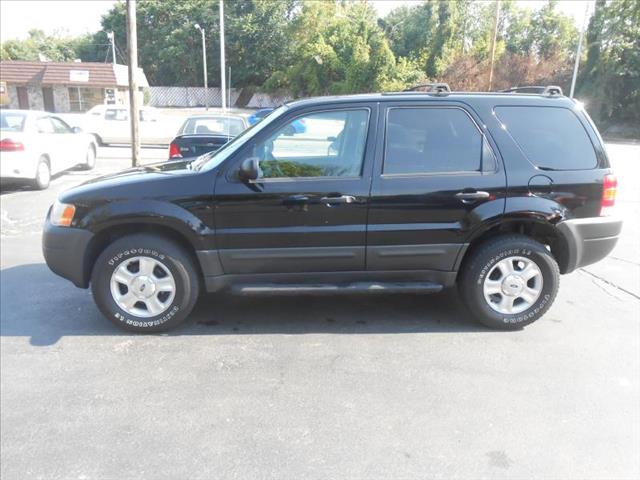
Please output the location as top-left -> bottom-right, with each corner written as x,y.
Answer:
195,105 -> 289,171
181,116 -> 246,136
0,111 -> 26,132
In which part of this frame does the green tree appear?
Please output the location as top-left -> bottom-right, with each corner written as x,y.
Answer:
95,0 -> 297,87
578,0 -> 640,129
265,1 -> 414,96
0,29 -> 91,62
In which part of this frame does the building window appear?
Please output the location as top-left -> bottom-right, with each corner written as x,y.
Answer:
68,87 -> 104,112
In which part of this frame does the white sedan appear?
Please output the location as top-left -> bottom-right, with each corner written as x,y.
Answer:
0,109 -> 97,189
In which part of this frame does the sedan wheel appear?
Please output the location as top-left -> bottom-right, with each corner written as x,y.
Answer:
33,158 -> 51,190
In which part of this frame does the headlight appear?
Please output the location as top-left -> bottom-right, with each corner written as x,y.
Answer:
50,201 -> 76,227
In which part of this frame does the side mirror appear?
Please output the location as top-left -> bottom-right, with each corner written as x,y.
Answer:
239,157 -> 260,181
72,126 -> 83,133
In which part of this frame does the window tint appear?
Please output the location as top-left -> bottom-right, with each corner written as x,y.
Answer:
384,107 -> 482,174
494,106 -> 597,170
253,109 -> 369,179
0,112 -> 26,131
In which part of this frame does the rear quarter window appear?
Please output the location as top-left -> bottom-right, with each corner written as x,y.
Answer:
494,106 -> 597,170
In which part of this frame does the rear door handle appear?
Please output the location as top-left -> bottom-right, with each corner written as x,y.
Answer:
455,191 -> 491,203
320,195 -> 356,205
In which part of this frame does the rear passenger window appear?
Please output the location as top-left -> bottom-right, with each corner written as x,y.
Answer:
384,107 -> 483,175
494,106 -> 597,170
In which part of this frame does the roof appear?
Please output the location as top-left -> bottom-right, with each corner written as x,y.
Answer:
285,91 -> 575,109
0,61 -> 148,88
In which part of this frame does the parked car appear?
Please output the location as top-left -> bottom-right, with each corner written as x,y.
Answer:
1,109 -> 97,189
43,90 -> 622,332
168,114 -> 248,159
248,107 -> 306,134
84,105 -> 179,146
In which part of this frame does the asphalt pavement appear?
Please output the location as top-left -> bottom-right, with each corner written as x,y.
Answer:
1,144 -> 639,479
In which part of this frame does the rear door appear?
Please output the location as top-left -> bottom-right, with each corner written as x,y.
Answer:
214,104 -> 376,274
367,102 -> 506,272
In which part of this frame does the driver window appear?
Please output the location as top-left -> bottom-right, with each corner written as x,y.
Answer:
50,117 -> 72,134
253,109 -> 369,179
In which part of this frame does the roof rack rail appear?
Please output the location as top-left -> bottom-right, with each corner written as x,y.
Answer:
542,85 -> 563,96
404,83 -> 451,93
500,85 -> 564,96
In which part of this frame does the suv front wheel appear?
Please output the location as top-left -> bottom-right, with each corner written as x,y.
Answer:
460,235 -> 560,330
91,234 -> 200,332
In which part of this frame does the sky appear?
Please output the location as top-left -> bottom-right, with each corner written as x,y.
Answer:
0,0 -> 594,42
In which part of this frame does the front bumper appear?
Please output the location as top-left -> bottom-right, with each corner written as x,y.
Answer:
557,216 -> 623,273
42,221 -> 94,288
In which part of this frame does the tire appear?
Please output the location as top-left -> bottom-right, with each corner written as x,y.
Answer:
91,234 -> 200,332
92,134 -> 104,147
459,235 -> 560,330
78,144 -> 96,170
32,157 -> 51,190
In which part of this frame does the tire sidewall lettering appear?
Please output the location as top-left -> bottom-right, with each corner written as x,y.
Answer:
106,247 -> 176,326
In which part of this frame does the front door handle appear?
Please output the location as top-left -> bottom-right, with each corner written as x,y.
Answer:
320,195 -> 356,205
455,191 -> 490,203
283,194 -> 310,205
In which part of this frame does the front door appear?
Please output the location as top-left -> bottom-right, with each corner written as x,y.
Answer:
17,87 -> 29,109
214,104 -> 377,274
42,87 -> 55,112
367,103 -> 506,272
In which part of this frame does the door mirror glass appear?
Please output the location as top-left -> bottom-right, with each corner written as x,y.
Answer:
239,157 -> 260,181
72,126 -> 83,134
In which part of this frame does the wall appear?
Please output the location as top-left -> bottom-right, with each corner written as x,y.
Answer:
53,86 -> 70,112
27,85 -> 44,110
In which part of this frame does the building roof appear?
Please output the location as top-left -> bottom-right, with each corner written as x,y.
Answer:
0,60 -> 148,88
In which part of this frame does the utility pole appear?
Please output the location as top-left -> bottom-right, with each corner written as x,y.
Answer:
487,0 -> 500,91
195,24 -> 208,110
570,2 -> 590,98
107,31 -> 116,64
219,0 -> 226,111
126,0 -> 140,166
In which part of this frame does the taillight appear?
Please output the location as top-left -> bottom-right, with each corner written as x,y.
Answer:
0,138 -> 25,151
168,142 -> 182,158
600,173 -> 617,216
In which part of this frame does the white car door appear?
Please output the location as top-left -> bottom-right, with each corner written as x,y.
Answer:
49,116 -> 85,169
34,116 -> 62,174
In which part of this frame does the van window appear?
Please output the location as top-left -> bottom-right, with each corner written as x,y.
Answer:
494,106 -> 597,170
384,107 -> 482,175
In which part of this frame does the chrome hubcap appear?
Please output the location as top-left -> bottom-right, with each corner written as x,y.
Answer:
110,256 -> 176,318
483,256 -> 543,314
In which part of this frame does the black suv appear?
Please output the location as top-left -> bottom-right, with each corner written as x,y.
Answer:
42,91 -> 622,332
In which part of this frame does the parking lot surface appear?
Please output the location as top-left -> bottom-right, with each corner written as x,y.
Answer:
1,144 -> 639,479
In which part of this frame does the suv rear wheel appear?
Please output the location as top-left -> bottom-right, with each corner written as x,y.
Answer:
460,235 -> 560,330
91,234 -> 200,332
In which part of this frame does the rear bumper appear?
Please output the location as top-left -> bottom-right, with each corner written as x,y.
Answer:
42,221 -> 94,288
557,216 -> 623,273
0,151 -> 37,180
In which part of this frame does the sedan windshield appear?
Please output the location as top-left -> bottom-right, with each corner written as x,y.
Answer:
0,111 -> 26,132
